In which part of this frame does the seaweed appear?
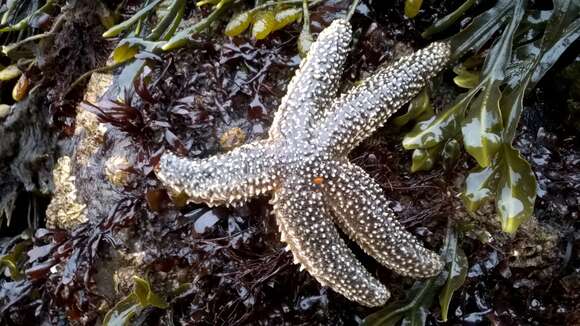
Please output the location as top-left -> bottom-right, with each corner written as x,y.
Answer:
363,226 -> 468,325
0,1 -> 577,325
404,0 -> 423,19
102,276 -> 168,325
400,0 -> 580,233
0,0 -> 107,229
93,0 -> 336,92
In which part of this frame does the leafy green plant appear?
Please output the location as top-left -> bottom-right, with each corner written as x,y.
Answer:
103,275 -> 168,326
363,226 -> 468,325
0,0 -> 61,59
404,0 -> 423,18
89,0 -> 366,93
0,239 -> 31,280
162,0 -> 328,51
0,0 -> 55,33
99,0 -> 326,55
0,0 -> 66,228
421,0 -> 477,39
400,0 -> 580,233
92,0 -> 330,92
0,0 -> 60,109
438,228 -> 467,322
225,5 -> 302,40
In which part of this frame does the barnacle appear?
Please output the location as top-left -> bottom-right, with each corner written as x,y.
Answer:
45,156 -> 87,230
105,156 -> 133,187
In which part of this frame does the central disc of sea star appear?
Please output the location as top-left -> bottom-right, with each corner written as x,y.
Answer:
157,19 -> 451,307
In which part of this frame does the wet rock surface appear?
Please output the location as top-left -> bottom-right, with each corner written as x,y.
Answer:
0,0 -> 578,325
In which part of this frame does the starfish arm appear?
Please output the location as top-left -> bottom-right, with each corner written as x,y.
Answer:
156,141 -> 280,206
268,19 -> 352,142
323,160 -> 443,277
272,169 -> 389,307
316,42 -> 452,157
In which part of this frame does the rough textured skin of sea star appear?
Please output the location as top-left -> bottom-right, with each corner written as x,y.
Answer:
157,19 -> 451,307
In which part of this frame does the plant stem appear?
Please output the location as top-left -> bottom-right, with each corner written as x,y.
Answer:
162,0 -> 235,51
346,0 -> 360,20
302,0 -> 310,27
148,0 -> 185,40
65,62 -> 125,97
2,14 -> 66,57
102,0 -> 164,38
0,0 -> 56,33
422,0 -> 477,38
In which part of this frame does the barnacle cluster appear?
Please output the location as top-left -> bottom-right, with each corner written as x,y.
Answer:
45,156 -> 87,230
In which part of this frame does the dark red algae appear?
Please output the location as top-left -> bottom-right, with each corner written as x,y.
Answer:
0,0 -> 579,325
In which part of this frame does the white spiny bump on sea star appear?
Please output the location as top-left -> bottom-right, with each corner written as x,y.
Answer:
156,18 -> 451,307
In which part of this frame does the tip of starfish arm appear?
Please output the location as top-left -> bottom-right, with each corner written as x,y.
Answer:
419,250 -> 445,277
273,176 -> 392,307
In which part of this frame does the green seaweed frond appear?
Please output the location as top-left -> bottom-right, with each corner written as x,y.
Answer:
98,0 -> 335,92
363,226 -> 468,325
400,0 -> 580,233
103,275 -> 168,325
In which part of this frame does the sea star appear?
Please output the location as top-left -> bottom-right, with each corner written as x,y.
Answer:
157,19 -> 451,307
